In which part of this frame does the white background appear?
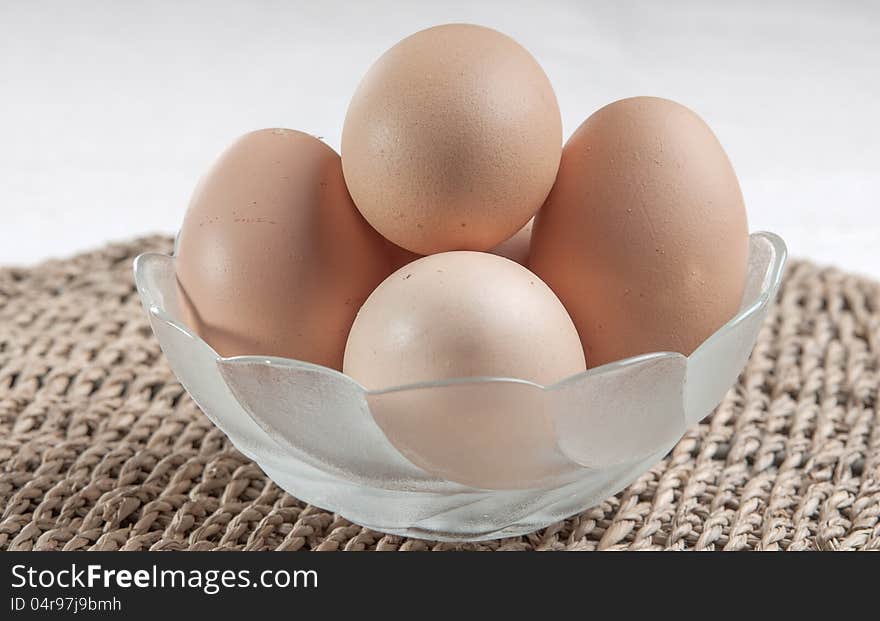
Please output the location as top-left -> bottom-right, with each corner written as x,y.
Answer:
2,0 -> 878,277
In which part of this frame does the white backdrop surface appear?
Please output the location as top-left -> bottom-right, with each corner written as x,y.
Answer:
1,1 -> 878,277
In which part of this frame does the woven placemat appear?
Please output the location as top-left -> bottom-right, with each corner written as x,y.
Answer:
1,237 -> 878,551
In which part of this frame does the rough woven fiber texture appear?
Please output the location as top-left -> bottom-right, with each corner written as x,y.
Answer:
1,236 -> 878,551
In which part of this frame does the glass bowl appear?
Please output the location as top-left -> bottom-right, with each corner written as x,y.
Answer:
134,231 -> 786,542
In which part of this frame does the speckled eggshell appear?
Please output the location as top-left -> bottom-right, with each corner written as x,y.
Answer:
175,128 -> 393,370
342,24 -> 562,255
386,218 -> 534,271
530,97 -> 749,367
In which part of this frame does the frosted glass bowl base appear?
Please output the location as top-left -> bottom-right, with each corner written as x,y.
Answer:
260,446 -> 670,542
134,232 -> 786,542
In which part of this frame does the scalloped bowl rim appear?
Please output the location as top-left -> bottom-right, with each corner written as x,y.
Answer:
136,230 -> 787,394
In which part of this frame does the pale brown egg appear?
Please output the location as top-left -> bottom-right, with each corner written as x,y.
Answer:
341,24 -> 562,255
175,128 -> 393,369
344,251 -> 585,388
530,97 -> 749,367
344,251 -> 586,489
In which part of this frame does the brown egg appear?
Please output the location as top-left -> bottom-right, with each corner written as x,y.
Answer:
385,218 -> 534,271
344,251 -> 586,489
175,128 -> 393,369
342,24 -> 562,255
344,251 -> 585,388
530,97 -> 749,367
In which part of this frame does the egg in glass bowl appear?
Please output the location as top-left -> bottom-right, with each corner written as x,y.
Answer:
133,230 -> 785,541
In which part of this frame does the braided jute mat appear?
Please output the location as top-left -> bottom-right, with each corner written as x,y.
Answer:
1,236 -> 878,551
